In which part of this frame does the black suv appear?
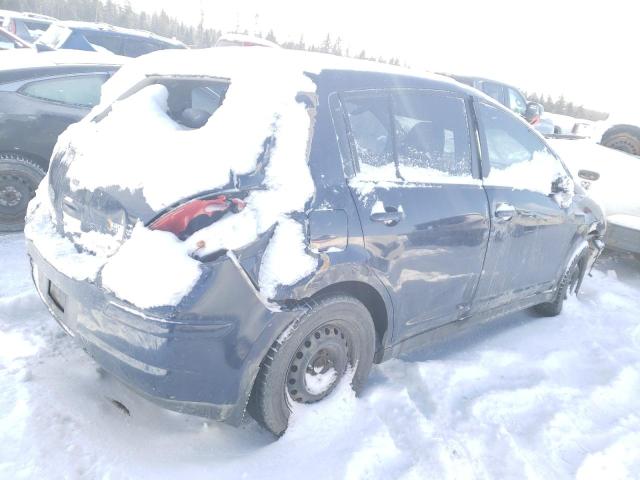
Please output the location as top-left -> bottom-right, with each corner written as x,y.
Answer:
26,48 -> 605,436
0,50 -> 122,231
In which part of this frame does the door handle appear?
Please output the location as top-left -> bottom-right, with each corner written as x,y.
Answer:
370,206 -> 403,225
495,202 -> 516,221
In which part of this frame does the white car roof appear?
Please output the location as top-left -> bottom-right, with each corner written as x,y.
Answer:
216,33 -> 281,48
52,20 -> 186,47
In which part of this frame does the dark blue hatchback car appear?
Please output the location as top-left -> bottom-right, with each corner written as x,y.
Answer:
26,48 -> 605,436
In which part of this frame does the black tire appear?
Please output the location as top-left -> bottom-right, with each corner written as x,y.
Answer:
601,127 -> 640,156
248,295 -> 375,436
534,249 -> 586,317
0,154 -> 46,233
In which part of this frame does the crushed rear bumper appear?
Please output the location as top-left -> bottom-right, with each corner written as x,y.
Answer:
27,240 -> 299,424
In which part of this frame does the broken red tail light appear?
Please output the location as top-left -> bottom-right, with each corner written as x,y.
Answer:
149,195 -> 245,237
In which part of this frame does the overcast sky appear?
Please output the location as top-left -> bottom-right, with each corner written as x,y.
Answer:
124,0 -> 637,115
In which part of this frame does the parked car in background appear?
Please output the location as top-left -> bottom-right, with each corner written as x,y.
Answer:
598,116 -> 640,156
448,75 -> 554,134
36,21 -> 186,57
0,50 -> 124,231
0,26 -> 33,49
0,9 -> 56,42
215,32 -> 280,48
550,138 -> 640,256
26,48 -> 605,436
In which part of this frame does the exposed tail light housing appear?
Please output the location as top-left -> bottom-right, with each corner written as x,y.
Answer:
149,195 -> 245,240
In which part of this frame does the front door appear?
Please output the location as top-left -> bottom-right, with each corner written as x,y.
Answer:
473,100 -> 577,311
340,89 -> 490,342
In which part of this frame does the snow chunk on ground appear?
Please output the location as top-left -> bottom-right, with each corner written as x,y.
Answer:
100,224 -> 202,309
259,219 -> 317,298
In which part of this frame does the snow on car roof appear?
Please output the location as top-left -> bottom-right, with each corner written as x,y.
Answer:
216,32 -> 281,48
98,46 -> 460,108
52,20 -> 186,47
0,48 -> 127,72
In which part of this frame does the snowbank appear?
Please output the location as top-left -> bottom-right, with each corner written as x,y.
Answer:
3,233 -> 640,479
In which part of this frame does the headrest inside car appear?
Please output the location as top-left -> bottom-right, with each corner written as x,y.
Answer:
180,108 -> 211,129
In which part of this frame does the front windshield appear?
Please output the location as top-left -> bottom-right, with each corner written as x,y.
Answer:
36,24 -> 71,49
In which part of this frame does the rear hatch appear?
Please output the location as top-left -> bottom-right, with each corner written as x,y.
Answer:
32,48 -> 319,306
48,76 -> 232,255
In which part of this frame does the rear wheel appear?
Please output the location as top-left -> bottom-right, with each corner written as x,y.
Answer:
248,295 -> 375,436
601,127 -> 640,156
0,154 -> 46,232
534,249 -> 586,317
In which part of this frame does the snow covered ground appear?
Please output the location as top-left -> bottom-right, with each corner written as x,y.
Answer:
1,232 -> 640,479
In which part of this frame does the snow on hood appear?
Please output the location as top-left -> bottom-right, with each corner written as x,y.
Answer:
26,47 -> 331,308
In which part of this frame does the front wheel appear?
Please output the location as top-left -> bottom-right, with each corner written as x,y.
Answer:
534,249 -> 586,317
248,295 -> 375,436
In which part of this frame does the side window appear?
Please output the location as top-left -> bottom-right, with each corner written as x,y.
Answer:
476,101 -> 567,193
342,92 -> 396,180
392,91 -> 472,180
480,81 -> 505,104
82,31 -> 123,55
20,75 -> 108,108
507,88 -> 527,116
123,39 -> 161,57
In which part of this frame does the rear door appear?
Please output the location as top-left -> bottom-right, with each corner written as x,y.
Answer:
473,100 -> 577,311
341,89 -> 490,342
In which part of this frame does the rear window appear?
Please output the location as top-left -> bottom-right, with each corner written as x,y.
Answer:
83,31 -> 123,55
96,77 -> 229,129
123,38 -> 160,57
20,74 -> 108,107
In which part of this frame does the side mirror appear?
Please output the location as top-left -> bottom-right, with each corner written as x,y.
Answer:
524,102 -> 543,124
578,169 -> 600,181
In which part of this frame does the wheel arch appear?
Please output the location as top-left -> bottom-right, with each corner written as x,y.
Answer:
309,280 -> 391,362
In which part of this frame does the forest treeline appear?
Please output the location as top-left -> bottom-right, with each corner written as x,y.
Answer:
1,0 -> 607,119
